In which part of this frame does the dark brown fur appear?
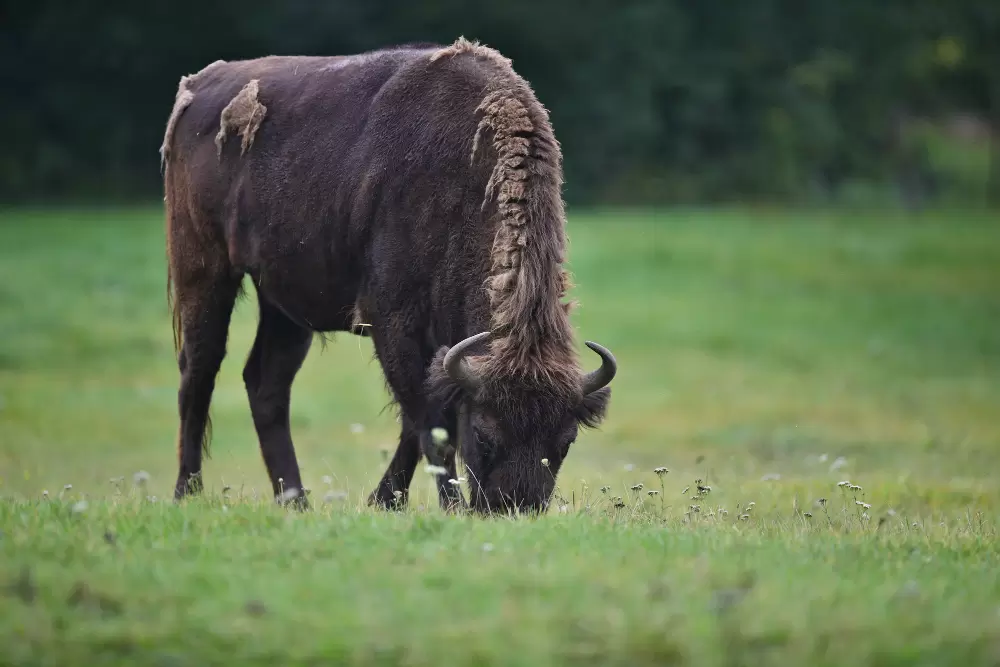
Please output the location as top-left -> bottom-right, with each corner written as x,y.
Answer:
161,38 -> 613,513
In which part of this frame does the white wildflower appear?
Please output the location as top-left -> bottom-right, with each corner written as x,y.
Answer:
540,458 -> 549,467
133,470 -> 150,485
424,464 -> 448,477
71,500 -> 88,514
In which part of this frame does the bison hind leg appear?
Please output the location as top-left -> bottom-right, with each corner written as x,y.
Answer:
171,272 -> 241,500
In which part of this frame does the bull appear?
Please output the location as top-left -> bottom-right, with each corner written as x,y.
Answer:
159,38 -> 617,515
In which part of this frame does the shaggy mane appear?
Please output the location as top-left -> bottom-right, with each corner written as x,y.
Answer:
434,38 -> 582,396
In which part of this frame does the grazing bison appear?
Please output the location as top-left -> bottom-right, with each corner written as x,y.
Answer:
159,38 -> 617,514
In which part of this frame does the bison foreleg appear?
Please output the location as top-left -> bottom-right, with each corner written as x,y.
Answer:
243,297 -> 312,509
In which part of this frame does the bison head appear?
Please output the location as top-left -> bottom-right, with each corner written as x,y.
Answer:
428,331 -> 616,515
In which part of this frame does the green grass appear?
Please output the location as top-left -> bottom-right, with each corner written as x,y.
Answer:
1,205 -> 999,665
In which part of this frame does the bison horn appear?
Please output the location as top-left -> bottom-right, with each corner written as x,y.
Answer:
581,341 -> 617,395
443,331 -> 491,391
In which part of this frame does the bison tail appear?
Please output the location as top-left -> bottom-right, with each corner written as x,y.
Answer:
164,193 -> 184,356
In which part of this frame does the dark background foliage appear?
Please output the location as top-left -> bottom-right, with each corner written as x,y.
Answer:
2,0 -> 997,206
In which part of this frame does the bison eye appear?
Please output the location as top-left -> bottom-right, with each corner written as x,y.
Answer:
474,428 -> 497,463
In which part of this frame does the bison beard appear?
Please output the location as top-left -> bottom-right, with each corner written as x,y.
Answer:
160,38 -> 617,515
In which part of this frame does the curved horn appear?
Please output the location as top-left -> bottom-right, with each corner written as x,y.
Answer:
443,331 -> 491,392
581,341 -> 617,395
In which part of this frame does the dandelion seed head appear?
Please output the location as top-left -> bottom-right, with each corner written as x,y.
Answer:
424,464 -> 448,477
540,458 -> 549,467
430,427 -> 449,446
393,490 -> 403,499
71,500 -> 88,514
133,470 -> 150,485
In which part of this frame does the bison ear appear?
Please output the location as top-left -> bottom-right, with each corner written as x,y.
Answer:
426,346 -> 464,406
575,386 -> 611,429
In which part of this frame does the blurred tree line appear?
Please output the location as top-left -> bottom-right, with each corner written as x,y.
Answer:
3,0 -> 997,207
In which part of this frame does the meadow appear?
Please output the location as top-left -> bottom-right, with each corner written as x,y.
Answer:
1,205 -> 999,665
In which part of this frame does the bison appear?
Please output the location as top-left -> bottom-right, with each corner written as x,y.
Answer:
159,38 -> 617,515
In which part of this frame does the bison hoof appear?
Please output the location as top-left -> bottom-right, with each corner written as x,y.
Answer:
367,487 -> 407,512
173,472 -> 204,500
276,487 -> 310,511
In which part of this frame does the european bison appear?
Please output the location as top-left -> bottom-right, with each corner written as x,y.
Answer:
159,38 -> 617,514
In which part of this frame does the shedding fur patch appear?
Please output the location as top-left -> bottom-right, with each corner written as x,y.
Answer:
160,60 -> 228,170
160,78 -> 194,170
475,90 -> 534,311
430,36 -> 512,69
215,79 -> 267,159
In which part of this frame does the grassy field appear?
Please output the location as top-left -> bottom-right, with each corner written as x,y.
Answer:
1,205 -> 999,665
